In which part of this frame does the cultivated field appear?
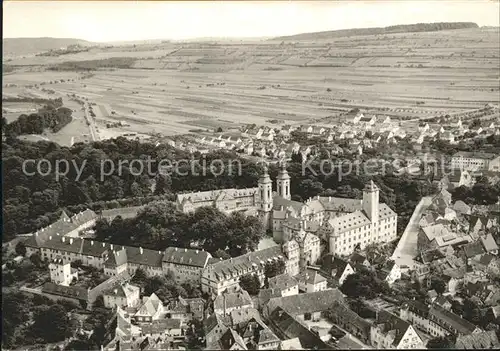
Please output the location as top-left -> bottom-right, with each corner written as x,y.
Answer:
3,28 -> 499,141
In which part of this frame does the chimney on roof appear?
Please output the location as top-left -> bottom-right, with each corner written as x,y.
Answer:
49,236 -> 52,240
175,248 -> 178,251
140,247 -> 143,255
91,240 -> 94,246
114,289 -> 118,294
184,248 -> 187,252
62,237 -> 66,242
110,244 -> 114,250
196,250 -> 199,254
70,238 -> 74,245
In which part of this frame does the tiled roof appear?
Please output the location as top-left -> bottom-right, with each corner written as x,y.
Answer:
103,283 -> 139,299
273,196 -> 305,213
429,304 -> 479,335
267,307 -> 329,350
216,328 -> 247,350
349,252 -> 369,267
269,273 -> 298,291
279,337 -> 303,350
374,310 -> 412,347
464,241 -> 487,258
125,246 -> 163,268
230,307 -> 261,327
265,288 -> 345,317
328,301 -> 372,337
321,254 -> 350,280
453,201 -> 471,214
453,151 -> 498,160
163,247 -> 211,268
141,319 -> 182,335
177,187 -> 258,205
480,234 -> 499,252
479,253 -> 496,266
421,249 -> 446,264
136,293 -> 163,317
104,248 -> 128,268
455,330 -> 500,349
328,210 -> 371,234
258,326 -> 280,345
203,313 -> 228,335
207,246 -> 283,281
70,209 -> 98,227
214,290 -> 253,313
421,224 -> 453,241
42,282 -> 88,301
317,196 -> 362,212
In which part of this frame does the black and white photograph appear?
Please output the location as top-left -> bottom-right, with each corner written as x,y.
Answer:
2,1 -> 500,350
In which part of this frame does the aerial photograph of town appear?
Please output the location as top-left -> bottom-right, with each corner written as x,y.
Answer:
2,0 -> 500,350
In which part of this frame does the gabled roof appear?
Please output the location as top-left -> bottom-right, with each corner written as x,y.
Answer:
463,241 -> 487,258
42,282 -> 88,301
480,234 -> 499,253
207,246 -> 283,281
479,253 -> 496,266
125,246 -> 163,268
349,252 -> 370,267
455,330 -> 500,349
214,290 -> 253,312
141,318 -> 182,335
267,307 -> 329,350
104,248 -> 128,268
136,293 -> 163,317
217,328 -> 247,350
265,288 -> 345,317
163,247 -> 211,268
320,255 -> 351,280
279,337 -> 303,350
269,273 -> 298,291
374,310 -> 413,347
429,304 -> 479,335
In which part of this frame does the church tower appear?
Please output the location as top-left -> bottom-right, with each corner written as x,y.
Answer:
257,164 -> 273,230
276,162 -> 291,200
363,180 -> 379,223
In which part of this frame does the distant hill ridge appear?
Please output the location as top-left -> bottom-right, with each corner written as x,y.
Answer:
3,37 -> 93,57
271,22 -> 479,41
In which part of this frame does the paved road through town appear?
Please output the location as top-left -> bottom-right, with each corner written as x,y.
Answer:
391,196 -> 433,269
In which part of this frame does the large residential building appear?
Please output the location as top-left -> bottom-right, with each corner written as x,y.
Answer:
400,301 -> 482,337
162,247 -> 212,284
451,152 -> 500,172
201,246 -> 286,296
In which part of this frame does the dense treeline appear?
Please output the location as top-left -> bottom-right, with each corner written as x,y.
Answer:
94,202 -> 264,256
3,292 -> 78,348
3,105 -> 73,136
451,176 -> 500,205
47,57 -> 137,71
3,137 -> 438,242
273,22 -> 478,41
2,96 -> 63,106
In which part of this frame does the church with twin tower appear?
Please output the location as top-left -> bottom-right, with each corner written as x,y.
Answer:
176,164 -> 397,273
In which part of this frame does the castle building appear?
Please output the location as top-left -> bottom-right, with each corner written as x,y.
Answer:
176,164 -> 397,264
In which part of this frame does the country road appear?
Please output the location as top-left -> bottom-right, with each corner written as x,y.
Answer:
391,196 -> 433,269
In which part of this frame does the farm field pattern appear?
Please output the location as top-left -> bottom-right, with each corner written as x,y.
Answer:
3,28 -> 500,139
